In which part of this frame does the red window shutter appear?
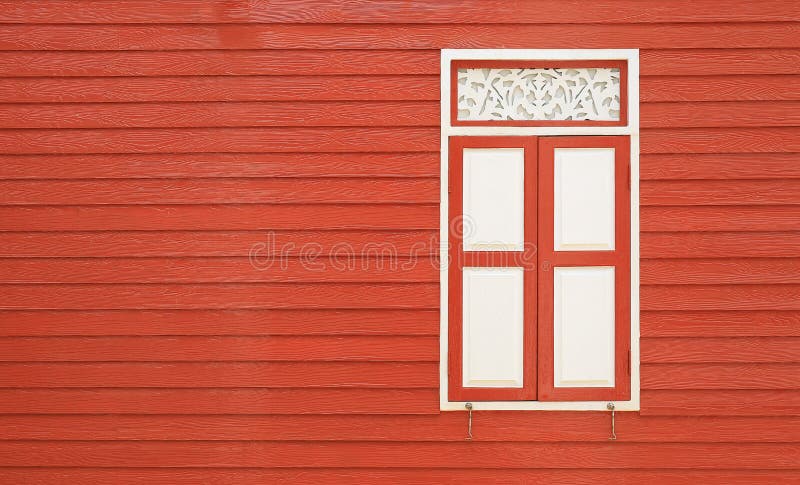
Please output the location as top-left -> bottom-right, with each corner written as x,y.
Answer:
448,136 -> 538,401
536,136 -> 631,402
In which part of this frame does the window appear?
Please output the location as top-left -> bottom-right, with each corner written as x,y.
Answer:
440,50 -> 640,411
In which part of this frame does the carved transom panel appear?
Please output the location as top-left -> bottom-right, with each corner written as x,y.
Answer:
456,66 -> 622,123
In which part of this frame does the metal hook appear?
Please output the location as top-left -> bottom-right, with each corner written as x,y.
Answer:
607,402 -> 617,441
465,402 -> 473,440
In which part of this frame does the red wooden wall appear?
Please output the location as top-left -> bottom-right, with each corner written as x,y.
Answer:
0,1 -> 799,483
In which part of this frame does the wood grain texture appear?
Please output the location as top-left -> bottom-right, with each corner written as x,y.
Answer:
0,441 -> 796,468
0,336 -> 438,362
0,75 -> 440,103
0,127 -> 439,154
0,257 -> 438,283
641,232 -> 800,258
0,362 -> 438,388
0,204 -> 439,231
1,413 -> 798,443
0,283 -> 440,310
0,388 -> 439,414
641,75 -> 800,102
0,178 -> 439,205
0,1 -> 795,24
2,23 -> 798,50
642,127 -> 800,154
0,469 -> 797,485
0,152 -> 440,179
642,389 -> 800,416
0,230 -> 439,257
641,179 -> 800,205
642,363 -> 800,390
0,101 -> 439,129
642,311 -> 800,337
641,206 -> 800,232
640,153 -> 800,180
641,259 -> 800,285
641,101 -> 800,128
0,309 -> 440,336
642,337 -> 800,363
642,285 -> 800,311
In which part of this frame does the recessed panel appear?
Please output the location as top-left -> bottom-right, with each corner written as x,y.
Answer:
554,148 -> 615,251
463,148 -> 525,251
463,267 -> 524,388
553,266 -> 615,388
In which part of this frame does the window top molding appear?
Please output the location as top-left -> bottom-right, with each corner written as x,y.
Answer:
442,49 -> 639,137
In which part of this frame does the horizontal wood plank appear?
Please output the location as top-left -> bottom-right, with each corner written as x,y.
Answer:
641,179 -> 800,205
0,309 -> 440,336
0,283 -> 440,310
0,336 -> 438,362
0,257 -> 438,284
0,101 -> 439,129
642,127 -> 800,154
642,311 -> 800,337
642,389 -> 800,416
641,285 -> 800,311
0,469 -> 795,485
0,388 -> 439,414
0,1 -> 795,24
0,230 -> 439,257
0,178 -> 439,205
0,441 -> 795,468
0,75 -> 440,104
640,153 -> 800,180
0,362 -> 437,388
642,363 -> 800,390
0,205 -> 439,231
641,75 -> 800,102
0,75 -> 440,103
641,101 -> 800,128
641,232 -> 800,259
641,259 -> 800,285
1,414 -> 798,443
1,23 -> 798,50
641,206 -> 800,232
642,337 -> 800,363
0,127 -> 439,154
0,152 -> 440,179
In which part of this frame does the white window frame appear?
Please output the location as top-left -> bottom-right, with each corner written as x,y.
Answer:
440,49 -> 640,411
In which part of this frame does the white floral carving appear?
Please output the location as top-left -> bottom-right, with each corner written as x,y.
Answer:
457,67 -> 621,122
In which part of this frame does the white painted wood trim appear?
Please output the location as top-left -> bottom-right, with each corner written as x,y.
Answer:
440,48 -> 640,411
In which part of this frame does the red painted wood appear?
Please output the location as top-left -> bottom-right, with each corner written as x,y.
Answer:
641,389 -> 800,416
642,311 -> 800,337
642,101 -> 800,128
642,363 -> 800,389
537,136 -> 631,402
0,230 -> 439,257
450,60 -> 627,127
0,178 -> 440,204
0,127 -> 439,154
641,259 -> 800,285
0,257 -> 438,284
1,1 -> 795,24
641,75 -> 800,102
1,413 -> 798,442
642,337 -> 800,363
0,101 -> 439,129
640,153 -> 800,180
2,23 -> 799,50
0,152 -> 440,179
0,362 -> 437,388
641,231 -> 800,259
0,309 -> 440,336
0,75 -> 440,103
0,336 -> 438,362
447,136 -> 537,401
0,204 -> 439,231
0,388 -> 439,414
0,283 -> 440,310
0,441 -> 796,468
0,469 -> 797,485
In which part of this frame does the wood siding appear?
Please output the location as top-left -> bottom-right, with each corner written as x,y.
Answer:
0,1 -> 799,483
